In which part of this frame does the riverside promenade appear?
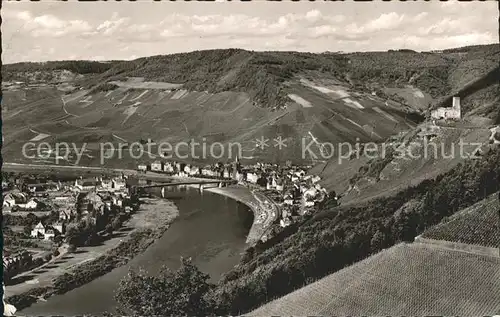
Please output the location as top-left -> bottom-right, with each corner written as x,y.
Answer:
205,186 -> 279,244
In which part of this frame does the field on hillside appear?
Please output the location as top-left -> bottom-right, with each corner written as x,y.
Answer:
421,192 -> 499,248
249,243 -> 500,316
382,85 -> 433,111
310,121 -> 495,204
2,75 -> 419,167
3,45 -> 498,169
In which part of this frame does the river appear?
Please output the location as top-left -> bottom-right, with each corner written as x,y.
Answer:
21,186 -> 253,315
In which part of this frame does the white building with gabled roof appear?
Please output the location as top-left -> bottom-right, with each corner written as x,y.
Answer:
246,172 -> 259,184
52,222 -> 65,235
151,161 -> 163,172
164,162 -> 175,173
18,198 -> 38,210
31,222 -> 45,238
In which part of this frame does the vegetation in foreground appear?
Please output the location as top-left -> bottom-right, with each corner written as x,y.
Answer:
115,257 -> 214,316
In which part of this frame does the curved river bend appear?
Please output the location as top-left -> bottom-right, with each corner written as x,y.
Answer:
22,187 -> 253,315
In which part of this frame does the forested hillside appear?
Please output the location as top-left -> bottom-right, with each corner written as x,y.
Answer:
3,60 -> 119,82
83,49 -> 350,109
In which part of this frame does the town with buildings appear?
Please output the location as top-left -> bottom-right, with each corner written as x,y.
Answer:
138,157 -> 336,232
2,172 -> 136,284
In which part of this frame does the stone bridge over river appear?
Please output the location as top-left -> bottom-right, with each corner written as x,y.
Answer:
131,179 -> 238,194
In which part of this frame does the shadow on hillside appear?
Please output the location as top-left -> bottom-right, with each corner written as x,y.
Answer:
110,232 -> 127,239
72,249 -> 89,255
119,227 -> 134,232
6,274 -> 36,286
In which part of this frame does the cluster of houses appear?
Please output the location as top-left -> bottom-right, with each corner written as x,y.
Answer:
2,191 -> 40,212
74,177 -> 127,192
2,174 -> 134,280
137,158 -> 332,229
137,159 -> 242,179
2,178 -> 67,212
30,221 -> 65,241
264,169 -> 330,228
77,183 -> 133,224
139,158 -> 316,185
60,176 -> 131,231
239,163 -> 333,229
3,175 -> 129,218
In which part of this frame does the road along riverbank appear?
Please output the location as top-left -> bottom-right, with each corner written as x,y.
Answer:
204,186 -> 278,244
5,198 -> 179,311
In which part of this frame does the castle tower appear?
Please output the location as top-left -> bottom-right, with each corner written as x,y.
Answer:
452,96 -> 461,119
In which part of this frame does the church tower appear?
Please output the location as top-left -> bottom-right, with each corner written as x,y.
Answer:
232,155 -> 241,181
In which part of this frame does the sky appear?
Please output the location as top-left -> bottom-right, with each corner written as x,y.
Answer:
2,0 -> 498,64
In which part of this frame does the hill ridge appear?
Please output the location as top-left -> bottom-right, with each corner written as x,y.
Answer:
3,44 -> 498,115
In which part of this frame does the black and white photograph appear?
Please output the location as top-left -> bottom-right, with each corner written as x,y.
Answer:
1,0 -> 499,316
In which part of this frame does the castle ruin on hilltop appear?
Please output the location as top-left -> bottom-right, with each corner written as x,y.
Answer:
431,96 -> 461,120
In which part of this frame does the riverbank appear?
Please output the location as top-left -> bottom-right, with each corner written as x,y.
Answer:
6,198 -> 179,311
205,186 -> 278,244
